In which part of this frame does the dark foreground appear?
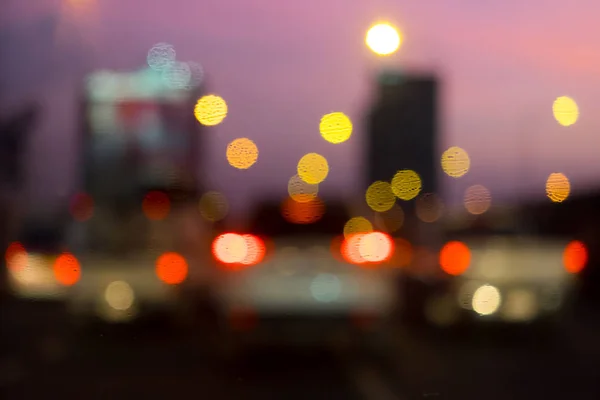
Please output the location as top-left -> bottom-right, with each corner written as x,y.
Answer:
2,299 -> 600,400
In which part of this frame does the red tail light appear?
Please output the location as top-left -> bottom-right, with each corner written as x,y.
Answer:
5,241 -> 27,271
53,252 -> 81,286
156,252 -> 188,284
439,241 -> 471,276
563,240 -> 587,274
212,233 -> 265,268
341,232 -> 394,266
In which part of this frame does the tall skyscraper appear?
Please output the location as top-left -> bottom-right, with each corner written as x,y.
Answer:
81,68 -> 203,202
366,71 -> 439,243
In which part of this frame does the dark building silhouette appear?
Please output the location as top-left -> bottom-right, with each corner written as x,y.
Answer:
366,72 -> 438,202
0,102 -> 40,297
366,71 -> 439,245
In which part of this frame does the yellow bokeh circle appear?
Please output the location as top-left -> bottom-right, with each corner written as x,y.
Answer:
226,138 -> 259,169
297,153 -> 329,184
194,94 -> 228,126
366,23 -> 402,56
464,185 -> 492,215
199,191 -> 229,222
546,173 -> 570,203
552,96 -> 579,127
320,112 -> 353,144
343,217 -> 374,238
365,181 -> 396,212
288,175 -> 318,203
441,146 -> 470,178
391,170 -> 422,201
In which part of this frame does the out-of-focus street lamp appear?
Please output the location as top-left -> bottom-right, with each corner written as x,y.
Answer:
365,22 -> 403,56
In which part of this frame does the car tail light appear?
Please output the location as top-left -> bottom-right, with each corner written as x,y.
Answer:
53,252 -> 81,286
341,232 -> 394,266
5,241 -> 27,271
156,252 -> 188,284
439,241 -> 471,276
212,233 -> 265,268
563,240 -> 587,274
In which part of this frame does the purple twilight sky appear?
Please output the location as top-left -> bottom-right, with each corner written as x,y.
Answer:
2,0 -> 600,214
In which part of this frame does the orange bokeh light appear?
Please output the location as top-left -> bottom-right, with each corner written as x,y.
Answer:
563,240 -> 587,274
5,241 -> 27,271
156,252 -> 188,284
143,191 -> 171,221
439,241 -> 471,276
53,253 -> 81,286
281,196 -> 325,224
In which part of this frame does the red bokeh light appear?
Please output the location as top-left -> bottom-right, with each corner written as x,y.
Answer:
156,252 -> 188,284
5,241 -> 27,271
563,240 -> 588,274
53,252 -> 81,286
439,241 -> 471,276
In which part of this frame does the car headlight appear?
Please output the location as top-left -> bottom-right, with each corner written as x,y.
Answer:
472,284 -> 502,316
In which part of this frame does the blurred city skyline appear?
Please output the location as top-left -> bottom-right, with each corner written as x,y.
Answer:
2,0 -> 600,215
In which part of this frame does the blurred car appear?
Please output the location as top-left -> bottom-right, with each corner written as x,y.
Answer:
5,218 -> 68,301
62,200 -> 208,328
422,224 -> 587,328
209,198 -> 399,358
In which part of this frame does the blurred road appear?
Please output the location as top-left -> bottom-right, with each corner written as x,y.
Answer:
2,299 -> 600,399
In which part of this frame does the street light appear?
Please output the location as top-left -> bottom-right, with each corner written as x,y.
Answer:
365,22 -> 402,56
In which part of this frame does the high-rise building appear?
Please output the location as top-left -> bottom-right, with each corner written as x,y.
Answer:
365,71 -> 439,243
366,71 -> 439,196
80,67 -> 203,203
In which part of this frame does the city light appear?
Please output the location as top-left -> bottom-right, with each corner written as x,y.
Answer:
464,185 -> 492,215
288,175 -> 319,203
320,112 -> 353,144
366,23 -> 402,56
441,146 -> 470,178
297,153 -> 329,184
365,181 -> 396,212
194,94 -> 228,126
546,172 -> 571,202
553,96 -> 579,127
391,170 -> 422,201
226,138 -> 259,169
